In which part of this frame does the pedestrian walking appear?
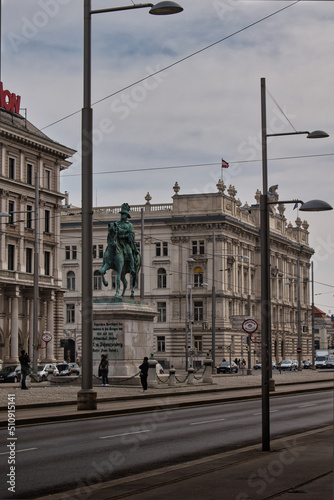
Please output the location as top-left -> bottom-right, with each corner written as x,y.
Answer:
19,350 -> 30,390
98,354 -> 109,386
139,356 -> 149,392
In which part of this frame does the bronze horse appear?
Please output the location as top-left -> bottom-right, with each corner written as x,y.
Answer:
98,222 -> 141,298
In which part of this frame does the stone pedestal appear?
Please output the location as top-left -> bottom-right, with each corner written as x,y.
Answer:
93,298 -> 157,377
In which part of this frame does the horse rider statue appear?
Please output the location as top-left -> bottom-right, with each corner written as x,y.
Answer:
99,203 -> 141,297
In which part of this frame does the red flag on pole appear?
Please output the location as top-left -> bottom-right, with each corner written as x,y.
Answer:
221,158 -> 229,168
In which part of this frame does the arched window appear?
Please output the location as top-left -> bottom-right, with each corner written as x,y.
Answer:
193,267 -> 203,287
67,271 -> 75,291
94,270 -> 102,290
157,268 -> 167,288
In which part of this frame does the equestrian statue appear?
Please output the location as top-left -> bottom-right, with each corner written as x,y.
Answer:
98,203 -> 141,298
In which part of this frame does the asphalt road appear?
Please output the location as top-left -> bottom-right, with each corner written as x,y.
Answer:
0,390 -> 332,499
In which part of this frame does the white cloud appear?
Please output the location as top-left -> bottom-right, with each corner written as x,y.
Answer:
2,0 -> 334,311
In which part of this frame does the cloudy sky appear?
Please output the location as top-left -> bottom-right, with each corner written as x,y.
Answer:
2,0 -> 334,312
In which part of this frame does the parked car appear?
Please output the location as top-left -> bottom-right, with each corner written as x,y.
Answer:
156,363 -> 164,374
324,357 -> 334,369
59,363 -> 81,376
302,360 -> 312,369
216,361 -> 238,374
0,365 -> 21,383
253,362 -> 262,370
37,364 -> 59,381
53,363 -> 69,375
291,360 -> 298,369
279,360 -> 297,371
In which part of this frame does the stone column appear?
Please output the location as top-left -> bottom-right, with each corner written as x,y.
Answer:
46,292 -> 55,362
9,291 -> 19,364
202,356 -> 213,384
168,366 -> 176,386
187,367 -> 195,385
147,354 -> 158,388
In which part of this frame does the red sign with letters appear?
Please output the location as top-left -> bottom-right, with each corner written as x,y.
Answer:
0,82 -> 21,114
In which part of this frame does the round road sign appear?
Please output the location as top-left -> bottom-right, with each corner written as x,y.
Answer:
242,319 -> 258,334
297,347 -> 302,354
42,332 -> 52,343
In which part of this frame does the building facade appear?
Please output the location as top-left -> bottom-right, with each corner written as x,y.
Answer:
61,180 -> 316,369
0,101 -> 75,366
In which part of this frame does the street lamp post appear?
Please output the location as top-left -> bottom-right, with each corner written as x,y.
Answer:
79,1 -> 183,410
185,257 -> 195,369
260,76 -> 331,451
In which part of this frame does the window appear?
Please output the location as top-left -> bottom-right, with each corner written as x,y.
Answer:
72,246 -> 77,260
66,245 -> 77,260
93,245 -> 97,259
26,248 -> 33,273
192,240 -> 205,255
194,335 -> 203,353
157,302 -> 167,322
194,301 -> 203,322
26,205 -> 33,229
8,244 -> 15,270
67,271 -> 75,290
45,210 -> 50,233
157,268 -> 167,288
194,267 -> 203,287
9,158 -> 15,179
44,251 -> 50,275
66,304 -> 75,323
8,201 -> 15,224
94,270 -> 102,290
155,242 -> 168,257
157,336 -> 166,352
98,244 -> 104,258
27,164 -> 33,185
45,169 -> 51,190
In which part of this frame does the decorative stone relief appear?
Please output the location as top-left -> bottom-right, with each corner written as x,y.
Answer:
227,185 -> 237,198
145,192 -> 152,204
216,179 -> 226,193
173,182 -> 180,195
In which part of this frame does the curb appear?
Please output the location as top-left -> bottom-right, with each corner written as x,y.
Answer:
1,382 -> 333,428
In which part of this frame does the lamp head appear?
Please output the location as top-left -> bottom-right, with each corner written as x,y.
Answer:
306,130 -> 329,139
299,199 -> 333,212
149,1 -> 183,15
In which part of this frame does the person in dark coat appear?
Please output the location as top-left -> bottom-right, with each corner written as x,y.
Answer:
139,356 -> 149,392
19,350 -> 30,390
98,354 -> 109,386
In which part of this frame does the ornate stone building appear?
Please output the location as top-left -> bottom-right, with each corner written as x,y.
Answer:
0,104 -> 75,366
61,179 -> 315,369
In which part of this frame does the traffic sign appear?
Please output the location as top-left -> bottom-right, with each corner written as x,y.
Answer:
242,319 -> 258,334
297,347 -> 302,354
42,332 -> 52,343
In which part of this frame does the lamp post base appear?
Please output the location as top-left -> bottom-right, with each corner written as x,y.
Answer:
77,389 -> 97,410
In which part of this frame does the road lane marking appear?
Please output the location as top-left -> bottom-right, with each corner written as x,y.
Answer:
253,410 -> 279,415
190,418 -> 226,425
298,403 -> 317,407
99,430 -> 151,439
0,447 -> 37,455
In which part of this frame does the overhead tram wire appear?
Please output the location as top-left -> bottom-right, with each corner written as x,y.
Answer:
41,1 -> 300,132
60,152 -> 334,179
